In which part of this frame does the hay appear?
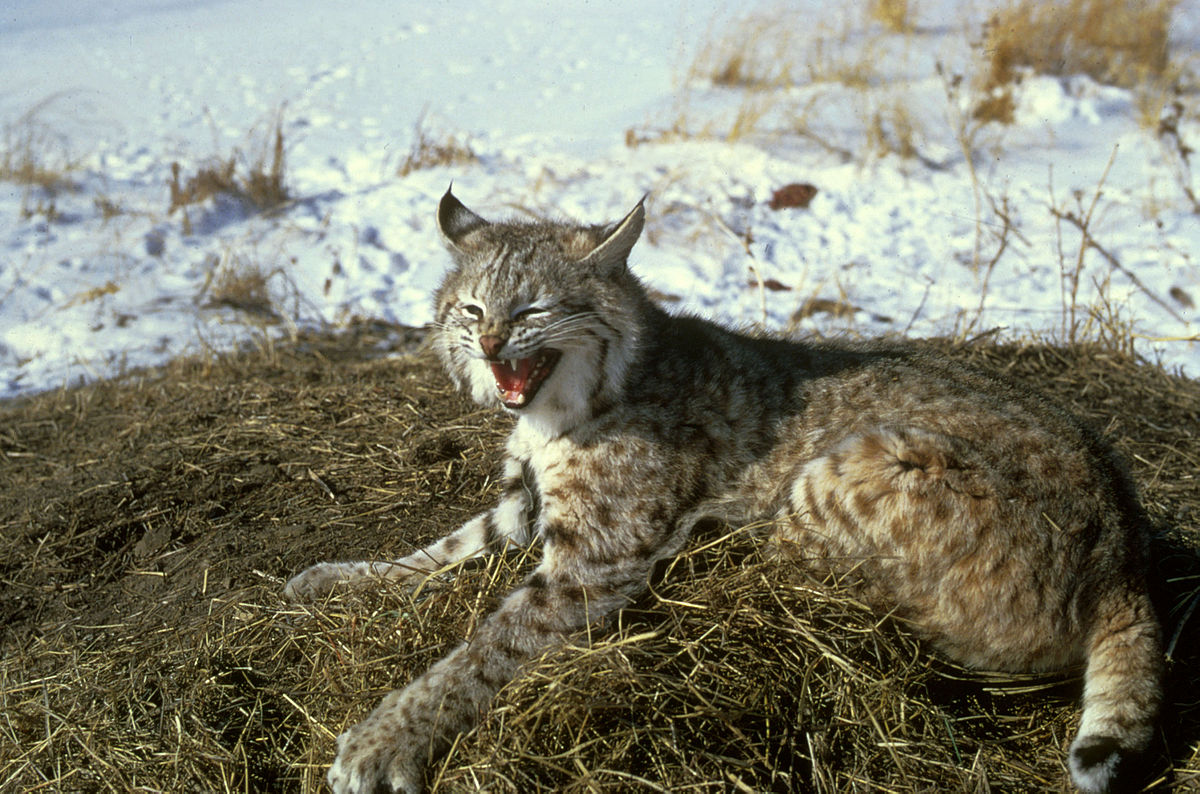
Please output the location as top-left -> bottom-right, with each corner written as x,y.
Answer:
1,325 -> 1198,792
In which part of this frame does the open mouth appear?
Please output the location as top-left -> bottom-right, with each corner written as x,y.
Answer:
489,349 -> 561,409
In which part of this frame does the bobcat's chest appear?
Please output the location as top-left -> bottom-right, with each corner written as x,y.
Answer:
511,421 -> 684,563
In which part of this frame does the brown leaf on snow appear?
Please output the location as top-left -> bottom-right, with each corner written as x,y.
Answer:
792,296 -> 860,321
747,277 -> 793,292
1169,286 -> 1194,309
768,183 -> 818,210
647,288 -> 682,303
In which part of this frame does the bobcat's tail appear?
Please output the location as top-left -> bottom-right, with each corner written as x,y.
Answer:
1068,590 -> 1162,793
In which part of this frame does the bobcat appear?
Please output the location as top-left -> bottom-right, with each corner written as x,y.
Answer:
286,189 -> 1163,794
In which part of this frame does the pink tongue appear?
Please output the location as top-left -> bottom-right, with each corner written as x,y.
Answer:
490,358 -> 534,398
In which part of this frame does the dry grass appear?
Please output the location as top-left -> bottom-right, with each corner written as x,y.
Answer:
970,86 -> 1016,125
1155,96 -> 1200,213
868,0 -> 914,34
437,535 -> 967,792
645,4 -> 933,158
650,0 -> 1191,179
169,113 -> 290,229
979,0 -> 1176,91
971,0 -> 1198,146
688,10 -> 791,89
198,254 -> 284,322
689,5 -> 887,92
1043,147 -> 1194,354
865,95 -> 922,160
975,0 -> 1181,127
0,100 -> 82,194
397,112 -> 478,178
1,326 -> 1199,792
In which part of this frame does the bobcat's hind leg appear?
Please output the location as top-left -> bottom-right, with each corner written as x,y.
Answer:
780,425 -> 995,563
778,425 -> 1069,669
285,457 -> 536,600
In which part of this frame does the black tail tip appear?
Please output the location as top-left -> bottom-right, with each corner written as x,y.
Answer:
1069,736 -> 1141,794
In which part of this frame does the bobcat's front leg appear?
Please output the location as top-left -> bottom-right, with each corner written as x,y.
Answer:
325,562 -> 649,794
284,457 -> 534,600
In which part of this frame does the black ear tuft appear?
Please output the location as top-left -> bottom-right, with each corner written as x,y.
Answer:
580,196 -> 646,274
437,187 -> 490,252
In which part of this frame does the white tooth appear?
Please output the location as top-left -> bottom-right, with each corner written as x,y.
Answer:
513,392 -> 526,406
507,359 -> 517,371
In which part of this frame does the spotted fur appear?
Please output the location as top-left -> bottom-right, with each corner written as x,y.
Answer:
286,189 -> 1162,794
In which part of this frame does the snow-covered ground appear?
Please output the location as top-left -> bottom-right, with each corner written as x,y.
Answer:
2,0 -> 1198,400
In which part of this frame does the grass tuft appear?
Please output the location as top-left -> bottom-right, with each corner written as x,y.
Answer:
0,98 -> 83,193
971,0 -> 1195,136
691,10 -> 794,89
198,254 -> 283,322
169,112 -> 290,225
646,4 -> 929,156
978,0 -> 1177,93
970,87 -> 1016,125
689,6 -> 887,92
868,0 -> 914,34
397,112 -> 478,177
865,96 -> 922,160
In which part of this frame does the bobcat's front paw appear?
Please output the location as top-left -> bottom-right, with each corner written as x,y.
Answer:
327,713 -> 423,794
284,562 -> 357,601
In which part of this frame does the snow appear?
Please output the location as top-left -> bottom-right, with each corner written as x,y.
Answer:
1,0 -> 1198,400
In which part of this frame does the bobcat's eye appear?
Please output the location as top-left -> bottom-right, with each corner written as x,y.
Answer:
512,306 -> 549,321
460,304 -> 484,320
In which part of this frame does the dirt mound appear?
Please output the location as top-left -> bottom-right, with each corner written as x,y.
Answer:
1,326 -> 1198,792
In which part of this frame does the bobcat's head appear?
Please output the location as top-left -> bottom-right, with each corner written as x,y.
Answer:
431,188 -> 650,436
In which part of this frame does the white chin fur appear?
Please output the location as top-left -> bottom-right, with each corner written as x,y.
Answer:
461,333 -> 636,437
516,352 -> 599,436
462,352 -> 598,437
464,359 -> 498,406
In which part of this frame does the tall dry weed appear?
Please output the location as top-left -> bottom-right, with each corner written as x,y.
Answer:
169,112 -> 290,223
690,9 -> 797,89
198,254 -> 281,321
667,3 -> 908,148
979,0 -> 1176,92
1,97 -> 83,193
869,0 -> 914,33
397,112 -> 478,177
688,4 -> 889,92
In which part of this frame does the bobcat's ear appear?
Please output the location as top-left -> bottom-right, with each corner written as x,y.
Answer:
437,187 -> 490,254
580,196 -> 646,273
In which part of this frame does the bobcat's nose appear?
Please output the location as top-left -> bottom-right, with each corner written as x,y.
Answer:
479,334 -> 506,359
